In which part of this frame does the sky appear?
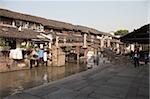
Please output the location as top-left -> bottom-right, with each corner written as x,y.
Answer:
0,0 -> 149,33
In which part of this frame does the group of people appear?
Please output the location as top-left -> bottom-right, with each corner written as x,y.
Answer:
29,47 -> 48,68
130,48 -> 149,68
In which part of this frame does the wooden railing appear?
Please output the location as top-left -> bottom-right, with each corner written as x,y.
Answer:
55,34 -> 102,47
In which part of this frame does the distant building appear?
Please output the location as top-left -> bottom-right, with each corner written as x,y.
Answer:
121,24 -> 149,53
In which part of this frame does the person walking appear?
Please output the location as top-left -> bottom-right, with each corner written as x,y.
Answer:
37,48 -> 44,65
29,48 -> 38,68
133,49 -> 140,68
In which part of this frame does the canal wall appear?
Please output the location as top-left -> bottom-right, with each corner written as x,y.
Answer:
0,46 -> 114,73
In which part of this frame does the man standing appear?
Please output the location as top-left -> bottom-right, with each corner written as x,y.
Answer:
133,49 -> 140,68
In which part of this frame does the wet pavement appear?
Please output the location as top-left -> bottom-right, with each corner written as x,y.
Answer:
0,63 -> 87,98
4,57 -> 149,99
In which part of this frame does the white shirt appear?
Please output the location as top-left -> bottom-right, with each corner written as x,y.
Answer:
134,54 -> 138,58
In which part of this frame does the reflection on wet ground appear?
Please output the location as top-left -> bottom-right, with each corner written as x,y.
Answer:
0,63 -> 87,98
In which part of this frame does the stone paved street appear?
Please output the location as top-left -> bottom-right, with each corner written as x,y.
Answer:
5,59 -> 149,99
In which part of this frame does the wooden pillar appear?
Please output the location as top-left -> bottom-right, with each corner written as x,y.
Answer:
100,36 -> 104,51
76,46 -> 80,64
63,37 -> 66,44
55,36 -> 59,48
107,37 -> 111,48
83,33 -> 87,48
116,43 -> 120,54
48,42 -> 52,49
120,44 -> 124,55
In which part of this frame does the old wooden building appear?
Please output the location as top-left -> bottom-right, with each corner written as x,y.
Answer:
0,8 -> 122,72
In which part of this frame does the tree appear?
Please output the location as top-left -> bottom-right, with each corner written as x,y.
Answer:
114,29 -> 129,36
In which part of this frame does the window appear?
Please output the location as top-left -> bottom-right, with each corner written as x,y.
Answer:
1,17 -> 13,25
22,22 -> 29,28
15,20 -> 23,27
28,22 -> 34,29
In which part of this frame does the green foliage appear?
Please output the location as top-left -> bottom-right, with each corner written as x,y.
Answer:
0,38 -> 5,46
2,46 -> 11,51
114,29 -> 129,36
